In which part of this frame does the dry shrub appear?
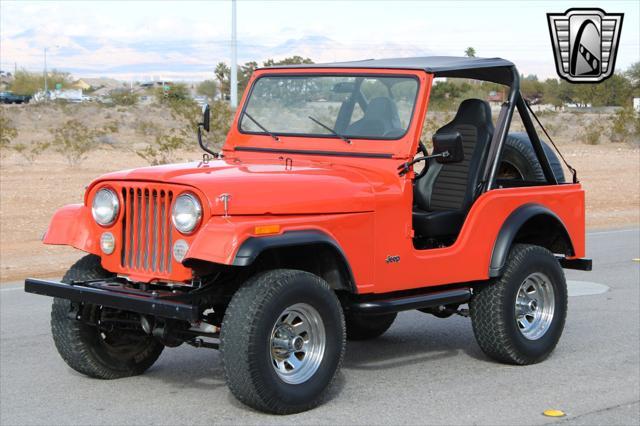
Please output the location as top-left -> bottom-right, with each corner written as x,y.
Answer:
50,119 -> 105,165
611,107 -> 638,143
136,129 -> 188,165
0,114 -> 18,150
581,122 -> 605,145
11,141 -> 51,164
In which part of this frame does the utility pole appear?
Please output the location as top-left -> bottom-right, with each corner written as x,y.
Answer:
230,0 -> 238,108
43,47 -> 48,95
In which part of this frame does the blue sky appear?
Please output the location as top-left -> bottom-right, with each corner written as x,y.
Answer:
1,0 -> 638,81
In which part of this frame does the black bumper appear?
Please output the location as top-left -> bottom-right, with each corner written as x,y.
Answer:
24,278 -> 199,321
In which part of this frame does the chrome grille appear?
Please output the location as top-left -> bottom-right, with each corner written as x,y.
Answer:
121,187 -> 173,275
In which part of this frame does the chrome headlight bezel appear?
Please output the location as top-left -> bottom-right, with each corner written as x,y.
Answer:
171,192 -> 202,235
91,188 -> 119,226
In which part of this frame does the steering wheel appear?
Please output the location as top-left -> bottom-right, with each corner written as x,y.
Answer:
414,142 -> 429,180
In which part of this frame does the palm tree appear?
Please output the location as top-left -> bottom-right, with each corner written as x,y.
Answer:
465,47 -> 476,58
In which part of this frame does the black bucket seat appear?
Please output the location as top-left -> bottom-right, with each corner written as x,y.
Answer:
412,99 -> 494,239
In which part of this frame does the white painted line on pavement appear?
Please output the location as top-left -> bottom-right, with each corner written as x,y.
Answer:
567,280 -> 609,296
588,228 -> 639,236
0,286 -> 24,292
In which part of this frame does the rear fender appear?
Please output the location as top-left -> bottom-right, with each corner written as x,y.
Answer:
42,204 -> 100,255
489,203 -> 575,277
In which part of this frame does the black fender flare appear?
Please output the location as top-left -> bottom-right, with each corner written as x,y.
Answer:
232,230 -> 356,291
489,203 -> 573,277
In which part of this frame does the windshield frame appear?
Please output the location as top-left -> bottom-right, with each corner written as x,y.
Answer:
237,73 -> 421,141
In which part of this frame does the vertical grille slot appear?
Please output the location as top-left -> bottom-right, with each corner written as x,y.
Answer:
119,185 -> 174,276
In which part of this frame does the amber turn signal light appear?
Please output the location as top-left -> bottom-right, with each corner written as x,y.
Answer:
254,224 -> 281,235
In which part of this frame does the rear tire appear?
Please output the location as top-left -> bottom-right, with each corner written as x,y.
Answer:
345,312 -> 396,340
221,269 -> 345,414
470,244 -> 567,365
51,255 -> 164,379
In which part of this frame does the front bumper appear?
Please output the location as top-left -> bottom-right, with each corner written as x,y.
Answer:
24,278 -> 198,321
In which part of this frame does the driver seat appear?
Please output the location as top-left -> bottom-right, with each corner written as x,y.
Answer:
412,99 -> 493,240
346,97 -> 402,137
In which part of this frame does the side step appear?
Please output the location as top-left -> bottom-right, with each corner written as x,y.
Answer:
348,287 -> 472,315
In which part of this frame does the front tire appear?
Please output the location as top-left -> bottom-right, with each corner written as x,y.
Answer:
51,255 -> 164,379
470,244 -> 567,365
220,269 -> 345,414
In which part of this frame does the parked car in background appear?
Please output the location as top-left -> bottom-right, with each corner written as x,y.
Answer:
0,91 -> 31,104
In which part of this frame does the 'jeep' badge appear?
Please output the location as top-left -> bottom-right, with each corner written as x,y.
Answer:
547,8 -> 623,83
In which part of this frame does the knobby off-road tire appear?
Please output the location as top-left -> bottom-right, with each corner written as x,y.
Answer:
220,269 -> 346,414
345,312 -> 397,341
470,244 -> 567,365
51,254 -> 164,379
499,133 -> 565,182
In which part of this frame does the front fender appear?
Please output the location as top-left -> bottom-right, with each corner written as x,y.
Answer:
185,213 -> 374,288
185,217 -> 345,266
42,204 -> 100,255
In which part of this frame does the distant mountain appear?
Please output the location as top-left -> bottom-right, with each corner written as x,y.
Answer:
4,31 -> 435,80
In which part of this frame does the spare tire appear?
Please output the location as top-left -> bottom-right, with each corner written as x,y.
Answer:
498,133 -> 565,183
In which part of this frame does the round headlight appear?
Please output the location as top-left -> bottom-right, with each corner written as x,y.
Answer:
172,193 -> 202,234
92,188 -> 119,226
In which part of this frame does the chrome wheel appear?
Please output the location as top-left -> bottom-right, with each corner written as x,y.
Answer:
270,303 -> 326,384
515,272 -> 555,340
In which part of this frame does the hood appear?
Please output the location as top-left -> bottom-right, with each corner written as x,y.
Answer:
91,158 -> 376,215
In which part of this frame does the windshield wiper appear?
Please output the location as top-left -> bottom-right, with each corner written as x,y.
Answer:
308,116 -> 351,144
243,111 -> 279,141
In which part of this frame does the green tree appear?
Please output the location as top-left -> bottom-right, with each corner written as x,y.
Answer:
155,82 -> 191,102
464,47 -> 476,58
109,90 -> 139,106
239,61 -> 258,95
196,79 -> 217,99
626,62 -> 640,96
215,62 -> 230,99
262,56 -> 314,66
542,79 -> 563,108
520,75 -> 544,102
10,69 -> 70,95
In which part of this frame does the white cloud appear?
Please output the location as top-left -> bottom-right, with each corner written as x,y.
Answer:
1,0 -> 638,80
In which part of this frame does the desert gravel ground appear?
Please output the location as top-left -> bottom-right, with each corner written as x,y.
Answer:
0,228 -> 638,425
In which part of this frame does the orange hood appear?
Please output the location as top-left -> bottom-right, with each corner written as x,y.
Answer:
89,158 -> 378,216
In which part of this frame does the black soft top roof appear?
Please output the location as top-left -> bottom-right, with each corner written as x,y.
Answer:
265,56 -> 517,86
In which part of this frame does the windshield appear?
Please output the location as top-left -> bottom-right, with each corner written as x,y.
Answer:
240,75 -> 419,140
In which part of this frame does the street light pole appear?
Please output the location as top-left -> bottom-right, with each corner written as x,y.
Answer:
43,47 -> 48,95
230,0 -> 238,108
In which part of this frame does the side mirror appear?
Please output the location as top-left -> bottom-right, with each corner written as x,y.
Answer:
432,131 -> 464,163
197,103 -> 216,157
202,104 -> 210,132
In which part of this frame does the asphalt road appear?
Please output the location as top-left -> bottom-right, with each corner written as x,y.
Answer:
1,228 -> 638,425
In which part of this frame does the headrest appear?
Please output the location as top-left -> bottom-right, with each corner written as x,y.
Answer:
364,97 -> 401,127
449,98 -> 492,127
